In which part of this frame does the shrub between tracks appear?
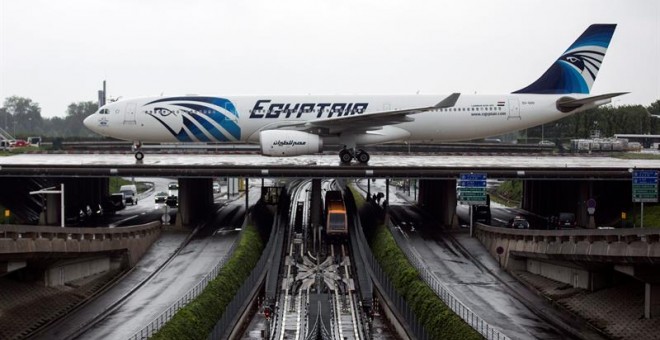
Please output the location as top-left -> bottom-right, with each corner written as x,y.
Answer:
349,186 -> 481,340
151,223 -> 264,340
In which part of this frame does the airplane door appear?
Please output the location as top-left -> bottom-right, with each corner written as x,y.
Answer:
508,98 -> 521,120
124,103 -> 137,124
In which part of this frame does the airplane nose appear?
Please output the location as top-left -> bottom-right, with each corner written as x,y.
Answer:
83,114 -> 95,130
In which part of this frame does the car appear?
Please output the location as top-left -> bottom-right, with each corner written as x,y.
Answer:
472,204 -> 491,225
103,193 -> 126,213
549,212 -> 577,229
154,191 -> 168,203
168,182 -> 179,197
213,182 -> 220,193
12,139 -> 28,147
538,140 -> 556,147
166,195 -> 178,207
508,216 -> 530,229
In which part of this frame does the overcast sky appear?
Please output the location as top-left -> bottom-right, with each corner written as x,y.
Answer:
1,0 -> 658,118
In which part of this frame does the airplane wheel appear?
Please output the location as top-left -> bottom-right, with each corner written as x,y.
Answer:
356,150 -> 370,164
339,150 -> 353,164
135,151 -> 144,161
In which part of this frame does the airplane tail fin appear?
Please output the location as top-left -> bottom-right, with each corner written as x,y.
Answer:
513,24 -> 617,94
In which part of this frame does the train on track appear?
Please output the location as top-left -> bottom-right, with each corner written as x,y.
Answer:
325,190 -> 348,237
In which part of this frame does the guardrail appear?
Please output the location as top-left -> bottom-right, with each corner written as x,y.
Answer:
344,190 -> 430,340
387,220 -> 510,340
208,196 -> 288,339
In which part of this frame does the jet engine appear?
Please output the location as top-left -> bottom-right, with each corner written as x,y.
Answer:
259,130 -> 323,156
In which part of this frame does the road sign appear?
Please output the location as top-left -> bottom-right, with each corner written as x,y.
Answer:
586,198 -> 596,215
632,170 -> 658,203
460,173 -> 487,181
458,173 -> 487,205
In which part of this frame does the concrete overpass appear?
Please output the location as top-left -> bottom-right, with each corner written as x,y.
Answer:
0,153 -> 657,228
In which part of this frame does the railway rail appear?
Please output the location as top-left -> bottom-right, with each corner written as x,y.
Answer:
269,180 -> 367,340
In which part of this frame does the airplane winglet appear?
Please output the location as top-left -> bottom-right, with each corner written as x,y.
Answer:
434,93 -> 460,109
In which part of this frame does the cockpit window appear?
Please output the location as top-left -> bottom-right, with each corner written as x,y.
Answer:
99,108 -> 109,114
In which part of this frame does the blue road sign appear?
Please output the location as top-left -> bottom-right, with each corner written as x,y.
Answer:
459,180 -> 487,187
633,170 -> 658,178
632,170 -> 658,203
633,177 -> 659,185
460,173 -> 487,181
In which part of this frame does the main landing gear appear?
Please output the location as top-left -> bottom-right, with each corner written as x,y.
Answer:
339,147 -> 370,164
132,141 -> 144,161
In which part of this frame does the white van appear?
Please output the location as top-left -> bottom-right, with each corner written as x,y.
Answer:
119,184 -> 138,205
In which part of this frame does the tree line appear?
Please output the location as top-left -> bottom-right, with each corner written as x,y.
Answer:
0,96 -> 98,140
1,95 -> 659,141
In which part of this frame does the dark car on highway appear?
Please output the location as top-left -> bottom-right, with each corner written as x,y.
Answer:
472,204 -> 491,225
548,212 -> 577,229
508,216 -> 530,229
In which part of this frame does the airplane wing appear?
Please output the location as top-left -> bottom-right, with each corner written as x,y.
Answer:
272,93 -> 460,134
556,92 -> 628,112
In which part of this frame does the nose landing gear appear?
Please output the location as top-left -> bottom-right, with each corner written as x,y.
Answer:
338,147 -> 370,164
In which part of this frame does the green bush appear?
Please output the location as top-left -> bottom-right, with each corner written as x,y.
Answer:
348,186 -> 480,340
151,223 -> 264,340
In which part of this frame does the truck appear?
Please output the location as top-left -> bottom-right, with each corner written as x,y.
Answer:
119,184 -> 138,205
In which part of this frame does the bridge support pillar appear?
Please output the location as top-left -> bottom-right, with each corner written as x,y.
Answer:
45,193 -> 61,226
418,179 -> 457,228
176,178 -> 213,228
646,283 -> 660,319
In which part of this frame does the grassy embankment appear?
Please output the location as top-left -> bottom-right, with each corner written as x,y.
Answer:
488,180 -> 522,207
109,177 -> 152,194
348,186 -> 481,340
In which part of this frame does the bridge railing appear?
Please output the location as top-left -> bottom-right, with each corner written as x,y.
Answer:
0,221 -> 161,254
387,219 -> 510,340
476,223 -> 660,241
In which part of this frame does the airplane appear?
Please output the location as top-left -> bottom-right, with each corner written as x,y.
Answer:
83,24 -> 625,163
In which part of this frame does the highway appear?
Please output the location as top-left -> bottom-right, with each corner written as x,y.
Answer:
357,180 -> 606,339
390,205 -> 606,340
31,179 -> 264,339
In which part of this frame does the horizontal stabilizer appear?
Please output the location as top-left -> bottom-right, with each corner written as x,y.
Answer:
556,92 -> 628,112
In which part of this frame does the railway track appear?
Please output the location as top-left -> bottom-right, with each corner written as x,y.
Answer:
271,180 -> 365,340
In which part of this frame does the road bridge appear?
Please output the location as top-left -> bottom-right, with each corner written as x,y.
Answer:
0,153 -> 657,228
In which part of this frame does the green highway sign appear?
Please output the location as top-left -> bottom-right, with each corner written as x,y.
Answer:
632,170 -> 658,203
458,172 -> 488,205
458,187 -> 486,192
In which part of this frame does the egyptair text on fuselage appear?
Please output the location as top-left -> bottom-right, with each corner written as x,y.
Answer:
250,100 -> 369,119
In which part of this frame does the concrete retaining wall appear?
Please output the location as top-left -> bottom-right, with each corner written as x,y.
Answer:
475,224 -> 660,266
45,257 -> 110,286
475,224 -> 660,290
0,221 -> 162,281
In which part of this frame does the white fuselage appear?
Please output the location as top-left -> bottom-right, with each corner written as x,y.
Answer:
84,93 -> 587,146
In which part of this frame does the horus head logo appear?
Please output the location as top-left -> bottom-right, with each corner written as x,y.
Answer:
559,46 -> 605,87
144,97 -> 241,142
